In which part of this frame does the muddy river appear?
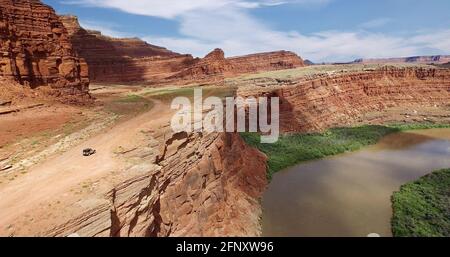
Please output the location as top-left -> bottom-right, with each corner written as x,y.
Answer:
262,129 -> 450,237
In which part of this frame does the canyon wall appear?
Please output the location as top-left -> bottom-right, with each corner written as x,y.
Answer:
60,15 -> 196,84
0,0 -> 89,102
61,17 -> 305,84
44,131 -> 267,237
228,50 -> 305,73
170,48 -> 305,83
237,66 -> 450,132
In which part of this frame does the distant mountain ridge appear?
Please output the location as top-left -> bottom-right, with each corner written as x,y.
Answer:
351,55 -> 450,64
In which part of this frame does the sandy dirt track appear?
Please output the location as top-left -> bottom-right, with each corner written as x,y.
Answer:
0,99 -> 172,235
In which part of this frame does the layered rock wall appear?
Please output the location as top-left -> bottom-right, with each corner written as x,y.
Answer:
60,17 -> 305,84
170,48 -> 305,83
0,0 -> 89,100
228,50 -> 305,73
237,66 -> 450,132
60,15 -> 196,83
45,132 -> 267,237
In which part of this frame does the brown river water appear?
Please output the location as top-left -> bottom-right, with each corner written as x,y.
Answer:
262,129 -> 450,237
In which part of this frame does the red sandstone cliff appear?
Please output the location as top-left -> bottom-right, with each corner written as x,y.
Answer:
170,48 -> 305,83
60,15 -> 196,83
228,50 -> 305,73
168,48 -> 232,82
236,65 -> 450,132
60,16 -> 305,85
43,131 -> 267,237
0,0 -> 89,102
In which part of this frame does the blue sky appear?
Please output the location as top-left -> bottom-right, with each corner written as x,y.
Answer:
43,0 -> 450,62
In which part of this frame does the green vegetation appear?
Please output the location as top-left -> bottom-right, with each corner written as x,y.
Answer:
391,168 -> 450,237
143,87 -> 197,101
241,123 -> 450,179
116,94 -> 145,103
105,94 -> 154,116
144,85 -> 236,102
388,123 -> 450,131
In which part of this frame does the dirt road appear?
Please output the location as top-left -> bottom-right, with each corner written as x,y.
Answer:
0,99 -> 173,235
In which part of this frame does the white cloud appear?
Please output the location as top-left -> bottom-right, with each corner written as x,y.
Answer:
66,0 -> 450,62
66,0 -> 295,19
359,18 -> 392,29
79,20 -> 130,38
410,30 -> 450,53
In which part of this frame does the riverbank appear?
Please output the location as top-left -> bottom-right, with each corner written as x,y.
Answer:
391,168 -> 450,237
241,123 -> 450,179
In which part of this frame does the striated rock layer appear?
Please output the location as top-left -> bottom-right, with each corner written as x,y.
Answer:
60,17 -> 305,85
45,132 -> 267,237
237,66 -> 450,132
228,50 -> 305,73
170,48 -> 305,84
0,0 -> 89,102
60,15 -> 196,83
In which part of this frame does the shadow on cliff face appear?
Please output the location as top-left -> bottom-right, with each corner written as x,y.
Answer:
64,21 -> 197,85
68,28 -> 149,84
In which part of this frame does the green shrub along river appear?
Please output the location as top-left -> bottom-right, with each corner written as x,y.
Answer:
241,124 -> 450,179
241,123 -> 450,237
391,168 -> 450,237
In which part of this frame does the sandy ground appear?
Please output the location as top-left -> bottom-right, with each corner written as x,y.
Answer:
0,85 -> 176,236
0,105 -> 82,147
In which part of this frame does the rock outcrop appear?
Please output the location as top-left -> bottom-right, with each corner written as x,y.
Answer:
0,0 -> 89,102
169,48 -> 232,82
236,65 -> 450,132
170,48 -> 305,83
44,131 -> 267,237
60,15 -> 196,83
227,50 -> 305,73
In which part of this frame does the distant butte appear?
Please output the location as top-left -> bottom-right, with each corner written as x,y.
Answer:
352,55 -> 450,65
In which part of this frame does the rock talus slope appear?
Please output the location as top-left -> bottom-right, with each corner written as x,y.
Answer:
0,0 -> 89,102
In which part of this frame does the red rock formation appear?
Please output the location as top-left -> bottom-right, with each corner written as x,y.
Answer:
44,131 -> 268,237
60,16 -> 305,85
228,50 -> 305,73
237,66 -> 450,132
170,48 -> 305,83
169,48 -> 232,82
0,0 -> 89,102
155,132 -> 267,236
60,15 -> 196,83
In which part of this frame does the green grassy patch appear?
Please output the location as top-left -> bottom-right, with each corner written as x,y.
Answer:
105,94 -> 154,116
391,168 -> 450,237
144,86 -> 236,102
241,123 -> 450,179
116,94 -> 145,103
